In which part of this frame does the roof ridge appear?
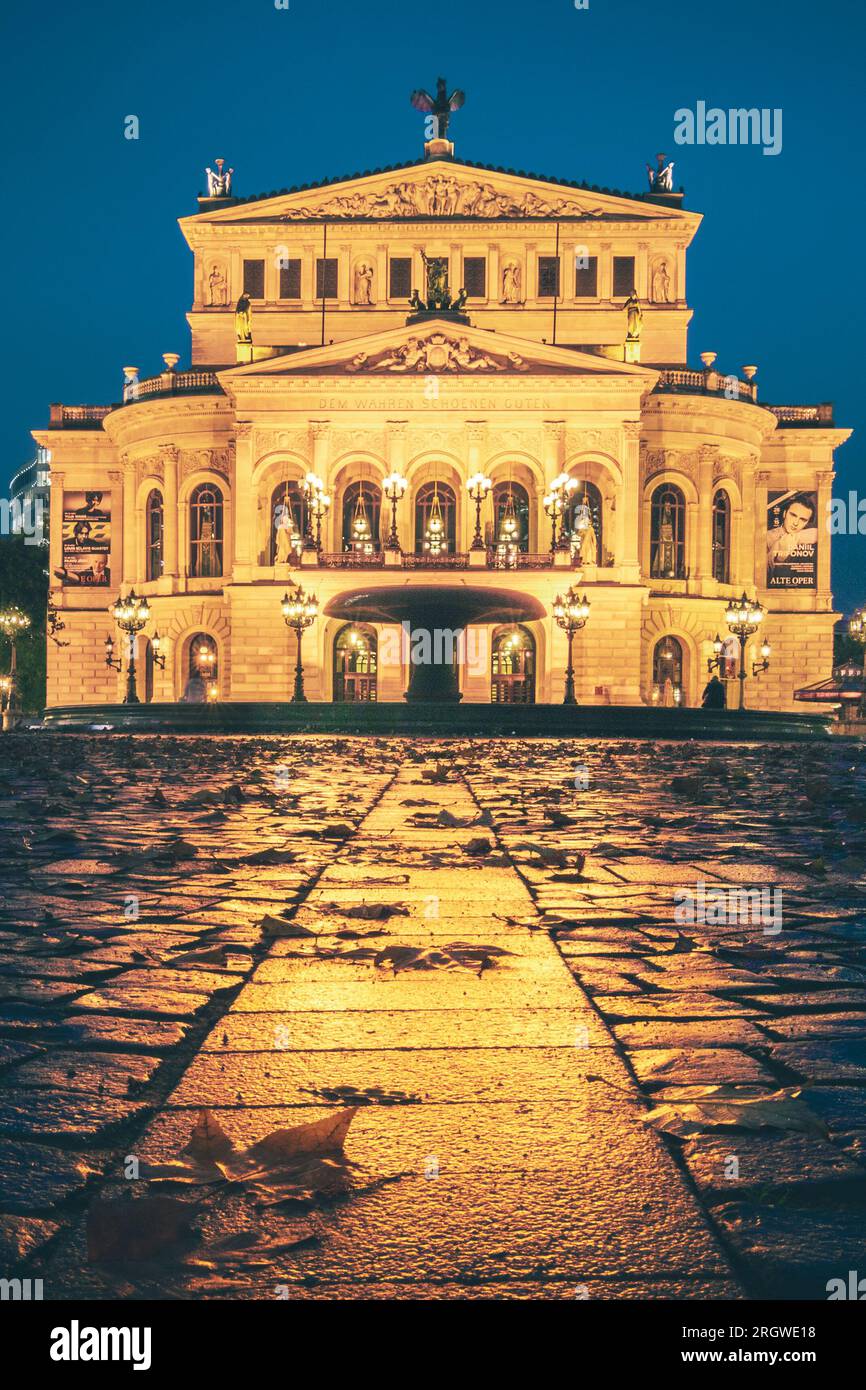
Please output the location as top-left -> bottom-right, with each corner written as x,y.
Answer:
220,156 -> 681,209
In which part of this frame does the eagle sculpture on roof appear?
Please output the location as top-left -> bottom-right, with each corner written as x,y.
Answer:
410,77 -> 465,140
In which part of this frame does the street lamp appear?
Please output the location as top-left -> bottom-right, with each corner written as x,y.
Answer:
707,632 -> 725,675
724,591 -> 767,711
151,631 -> 167,670
281,584 -> 318,703
383,471 -> 408,551
0,605 -> 32,729
553,586 -> 590,705
544,472 -> 576,552
309,487 -> 331,552
467,472 -> 492,551
108,590 -> 151,704
301,472 -> 327,550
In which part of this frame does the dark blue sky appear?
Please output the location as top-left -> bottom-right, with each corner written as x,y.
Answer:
2,0 -> 863,608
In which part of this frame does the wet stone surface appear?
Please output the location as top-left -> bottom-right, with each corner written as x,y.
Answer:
0,733 -> 864,1299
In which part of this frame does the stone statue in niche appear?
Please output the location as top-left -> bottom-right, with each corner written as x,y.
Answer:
651,259 -> 672,303
578,523 -> 598,566
501,260 -> 522,304
624,291 -> 643,341
207,264 -> 229,306
354,263 -> 374,305
235,293 -> 252,344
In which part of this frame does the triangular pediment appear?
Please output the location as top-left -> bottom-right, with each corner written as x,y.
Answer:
218,319 -> 661,385
184,158 -> 699,231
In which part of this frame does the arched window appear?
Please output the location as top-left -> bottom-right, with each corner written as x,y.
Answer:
492,626 -> 536,704
146,489 -> 163,582
712,489 -> 731,583
342,481 -> 382,552
189,484 -> 223,578
414,482 -> 457,554
270,482 -> 307,564
563,480 -> 603,564
492,482 -> 530,552
333,624 -> 378,702
183,633 -> 218,702
650,485 -> 686,579
652,636 -> 684,703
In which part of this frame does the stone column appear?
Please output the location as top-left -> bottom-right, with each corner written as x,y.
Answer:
232,423 -> 254,579
816,468 -> 835,598
121,453 -> 136,586
489,244 -> 500,305
49,468 -> 64,584
697,444 -> 718,585
376,243 -> 387,305
599,242 -> 612,300
160,445 -> 179,582
619,420 -> 641,580
754,470 -> 770,590
310,421 -> 331,547
542,420 -> 565,552
386,420 -> 409,551
465,421 -> 487,553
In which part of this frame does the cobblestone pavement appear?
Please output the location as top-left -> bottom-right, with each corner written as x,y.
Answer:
1,734 -> 865,1299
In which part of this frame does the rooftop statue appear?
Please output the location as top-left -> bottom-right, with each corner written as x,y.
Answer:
206,158 -> 234,197
410,76 -> 465,140
646,152 -> 674,192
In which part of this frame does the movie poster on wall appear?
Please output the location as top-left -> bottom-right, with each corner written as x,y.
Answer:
60,491 -> 111,586
766,489 -> 818,589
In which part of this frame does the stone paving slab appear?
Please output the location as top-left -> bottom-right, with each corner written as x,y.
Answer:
7,733 -> 866,1300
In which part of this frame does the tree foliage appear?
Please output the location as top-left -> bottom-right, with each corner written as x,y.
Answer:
0,537 -> 48,711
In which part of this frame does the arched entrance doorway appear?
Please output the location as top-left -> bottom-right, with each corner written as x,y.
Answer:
492,626 -> 536,704
652,635 -> 684,705
181,633 -> 219,702
334,624 -> 378,702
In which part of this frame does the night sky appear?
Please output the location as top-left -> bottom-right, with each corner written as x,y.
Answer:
2,0 -> 862,608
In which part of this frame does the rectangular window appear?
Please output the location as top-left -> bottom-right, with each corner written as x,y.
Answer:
243,259 -> 265,299
389,257 -> 412,299
315,257 -> 338,300
278,259 -> 301,300
574,255 -> 598,297
613,256 -> 635,297
537,256 -> 560,298
463,257 -> 486,298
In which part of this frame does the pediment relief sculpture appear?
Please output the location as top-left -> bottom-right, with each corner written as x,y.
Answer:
345,334 -> 529,374
279,177 -> 604,221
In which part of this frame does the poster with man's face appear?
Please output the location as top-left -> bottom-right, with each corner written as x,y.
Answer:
766,489 -> 817,589
61,491 -> 111,586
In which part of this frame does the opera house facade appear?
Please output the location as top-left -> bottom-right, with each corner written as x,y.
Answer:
37,133 -> 849,710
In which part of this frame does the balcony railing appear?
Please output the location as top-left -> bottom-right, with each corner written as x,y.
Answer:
47,404 -> 116,429
654,368 -> 759,403
767,403 -> 834,427
300,550 -> 588,571
122,370 -> 224,404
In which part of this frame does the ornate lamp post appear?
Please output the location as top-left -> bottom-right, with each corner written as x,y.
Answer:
107,590 -> 151,704
544,472 -> 576,552
0,605 -> 32,729
301,472 -> 327,550
553,586 -> 590,705
724,592 -> 768,711
281,584 -> 318,703
309,487 -> 331,552
466,472 -> 492,551
383,471 -> 408,551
